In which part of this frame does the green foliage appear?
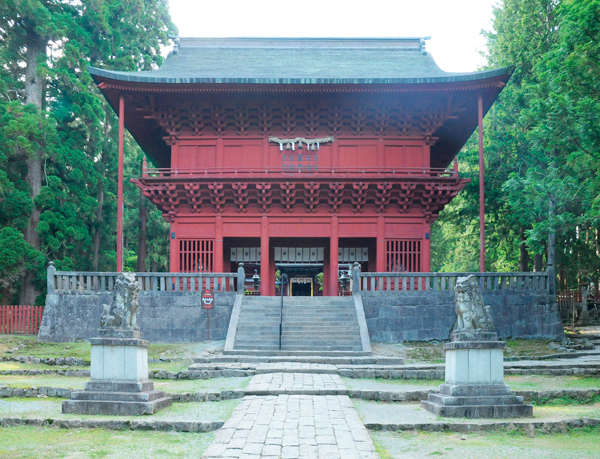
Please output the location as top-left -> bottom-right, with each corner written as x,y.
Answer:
0,227 -> 43,301
433,0 -> 600,288
0,1 -> 175,302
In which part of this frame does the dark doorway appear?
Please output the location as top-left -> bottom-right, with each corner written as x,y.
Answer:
292,281 -> 312,296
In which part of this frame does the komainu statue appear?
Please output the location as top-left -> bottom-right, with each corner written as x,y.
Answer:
100,273 -> 139,329
454,275 -> 494,332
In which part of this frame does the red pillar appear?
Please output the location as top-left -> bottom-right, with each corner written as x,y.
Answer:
214,215 -> 223,273
329,216 -> 339,296
169,222 -> 177,272
260,216 -> 270,296
478,94 -> 485,273
117,94 -> 124,272
269,246 -> 276,296
376,215 -> 386,272
422,223 -> 431,272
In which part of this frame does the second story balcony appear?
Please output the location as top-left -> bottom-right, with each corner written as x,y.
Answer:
133,165 -> 469,221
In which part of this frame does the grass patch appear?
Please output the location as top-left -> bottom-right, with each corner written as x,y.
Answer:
397,339 -> 577,364
505,339 -> 565,359
531,395 -> 600,406
0,397 -> 240,422
403,342 -> 445,363
0,362 -> 82,372
370,429 -> 600,459
148,361 -> 193,372
507,375 -> 600,391
0,335 -> 225,362
0,375 -> 251,393
0,426 -> 214,459
343,377 -> 443,390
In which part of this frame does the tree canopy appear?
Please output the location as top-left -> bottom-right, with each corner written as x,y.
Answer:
432,0 -> 600,290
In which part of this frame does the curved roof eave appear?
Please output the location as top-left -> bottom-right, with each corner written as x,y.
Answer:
88,66 -> 513,86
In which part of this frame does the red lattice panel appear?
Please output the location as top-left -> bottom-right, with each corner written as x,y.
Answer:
179,239 -> 214,273
386,240 -> 421,273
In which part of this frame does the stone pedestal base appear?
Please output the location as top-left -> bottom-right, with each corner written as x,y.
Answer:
579,310 -> 592,326
421,383 -> 533,418
421,333 -> 533,419
62,330 -> 172,416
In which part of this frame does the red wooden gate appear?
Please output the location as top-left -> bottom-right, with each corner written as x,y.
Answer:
0,305 -> 44,334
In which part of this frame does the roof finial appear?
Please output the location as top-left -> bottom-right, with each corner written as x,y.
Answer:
420,38 -> 428,55
169,34 -> 180,55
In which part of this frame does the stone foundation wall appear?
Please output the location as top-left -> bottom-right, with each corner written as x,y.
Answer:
361,290 -> 564,342
38,292 -> 236,343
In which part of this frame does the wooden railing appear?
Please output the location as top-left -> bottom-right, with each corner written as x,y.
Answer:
355,271 -> 549,293
0,305 -> 44,334
144,166 -> 459,179
47,262 -> 244,294
558,290 -> 600,314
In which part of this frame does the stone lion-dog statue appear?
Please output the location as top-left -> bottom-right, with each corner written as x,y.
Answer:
100,272 -> 140,329
454,275 -> 494,332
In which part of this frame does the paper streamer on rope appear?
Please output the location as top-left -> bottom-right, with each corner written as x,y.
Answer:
268,136 -> 334,152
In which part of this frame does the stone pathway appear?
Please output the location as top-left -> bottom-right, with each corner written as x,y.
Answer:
202,394 -> 378,459
247,373 -> 346,394
202,373 -> 379,458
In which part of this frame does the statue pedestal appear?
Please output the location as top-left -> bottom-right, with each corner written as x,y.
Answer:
579,310 -> 592,326
421,332 -> 533,418
62,329 -> 172,416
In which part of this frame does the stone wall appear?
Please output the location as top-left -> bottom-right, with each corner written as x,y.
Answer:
361,290 -> 564,342
38,291 -> 237,343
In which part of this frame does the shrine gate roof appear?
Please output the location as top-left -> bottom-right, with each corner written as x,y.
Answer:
88,37 -> 509,85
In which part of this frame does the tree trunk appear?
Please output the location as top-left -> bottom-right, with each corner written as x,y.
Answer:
92,114 -> 111,271
1,284 -> 12,305
519,228 -> 530,272
20,26 -> 46,305
534,254 -> 543,272
137,159 -> 147,272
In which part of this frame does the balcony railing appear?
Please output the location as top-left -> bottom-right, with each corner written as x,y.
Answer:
142,166 -> 460,180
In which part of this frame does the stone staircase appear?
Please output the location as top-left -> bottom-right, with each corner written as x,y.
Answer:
232,296 -> 282,351
231,296 -> 365,353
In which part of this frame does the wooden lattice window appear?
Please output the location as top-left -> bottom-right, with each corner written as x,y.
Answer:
386,240 -> 421,272
282,152 -> 318,172
179,239 -> 214,273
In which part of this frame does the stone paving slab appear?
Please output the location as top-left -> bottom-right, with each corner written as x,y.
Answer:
202,395 -> 379,459
254,363 -> 339,375
247,373 -> 346,393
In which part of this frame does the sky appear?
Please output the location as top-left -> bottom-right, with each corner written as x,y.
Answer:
168,0 -> 501,73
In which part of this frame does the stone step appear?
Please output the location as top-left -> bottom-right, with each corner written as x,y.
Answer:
62,396 -> 173,416
280,346 -> 363,351
420,400 -> 533,418
439,384 -> 511,397
198,356 -> 401,364
427,393 -> 525,406
221,350 -> 372,356
71,390 -> 166,403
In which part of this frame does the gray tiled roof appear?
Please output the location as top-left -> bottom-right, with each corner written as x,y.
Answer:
88,37 -> 507,84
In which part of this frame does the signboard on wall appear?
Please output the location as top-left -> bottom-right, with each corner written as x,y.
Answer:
201,290 -> 214,309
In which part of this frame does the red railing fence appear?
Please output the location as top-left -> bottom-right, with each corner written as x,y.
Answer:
0,305 -> 44,334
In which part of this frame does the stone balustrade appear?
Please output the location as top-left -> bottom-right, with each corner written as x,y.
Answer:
355,270 -> 549,293
46,262 -> 242,294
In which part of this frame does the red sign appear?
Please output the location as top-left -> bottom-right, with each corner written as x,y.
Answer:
201,289 -> 214,309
